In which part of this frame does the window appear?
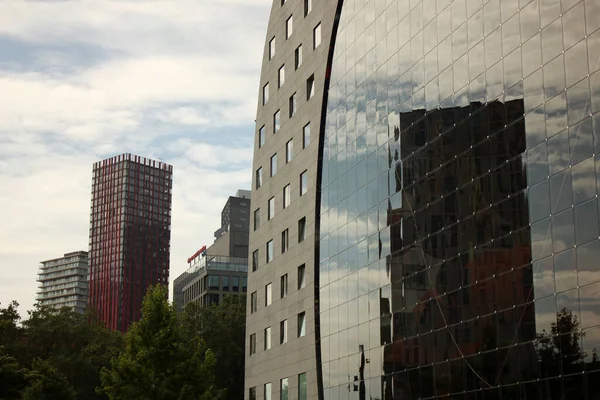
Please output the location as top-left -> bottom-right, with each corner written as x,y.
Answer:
208,275 -> 219,290
265,283 -> 272,306
286,15 -> 293,39
283,184 -> 291,208
281,0 -> 286,4
259,125 -> 266,148
269,37 -> 275,60
252,250 -> 259,272
264,383 -> 272,400
250,387 -> 257,400
274,110 -> 280,133
280,378 -> 289,400
295,45 -> 303,70
298,217 -> 306,242
254,208 -> 260,231
267,240 -> 274,263
278,65 -> 285,88
222,276 -> 230,291
297,312 -> 306,337
300,170 -> 308,195
270,154 -> 277,176
302,123 -> 310,148
263,82 -> 269,105
232,276 -> 239,291
304,0 -> 312,16
298,264 -> 306,289
250,333 -> 256,355
298,373 -> 307,400
313,23 -> 321,49
251,291 -> 258,313
256,167 -> 263,189
268,197 -> 275,220
264,327 -> 271,350
282,229 -> 289,253
289,92 -> 297,118
286,139 -> 293,163
280,320 -> 288,344
307,74 -> 315,100
242,276 -> 248,292
281,274 -> 288,298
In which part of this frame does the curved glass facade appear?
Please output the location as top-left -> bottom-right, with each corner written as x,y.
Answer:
317,0 -> 600,398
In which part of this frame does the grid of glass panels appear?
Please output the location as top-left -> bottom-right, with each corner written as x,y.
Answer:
317,0 -> 600,398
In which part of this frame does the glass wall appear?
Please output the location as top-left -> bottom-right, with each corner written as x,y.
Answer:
317,0 -> 600,398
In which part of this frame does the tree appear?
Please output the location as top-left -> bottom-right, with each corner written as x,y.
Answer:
0,346 -> 28,399
181,294 -> 247,400
22,358 -> 76,400
100,285 -> 225,400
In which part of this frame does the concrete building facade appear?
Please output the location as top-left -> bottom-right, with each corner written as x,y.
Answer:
37,251 -> 89,314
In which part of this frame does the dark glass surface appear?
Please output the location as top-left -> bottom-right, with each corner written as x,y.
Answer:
317,0 -> 600,398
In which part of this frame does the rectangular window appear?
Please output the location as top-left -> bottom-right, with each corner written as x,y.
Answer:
304,0 -> 312,16
267,240 -> 274,263
252,250 -> 259,271
265,283 -> 272,306
281,274 -> 288,298
250,387 -> 257,400
283,184 -> 291,208
298,373 -> 307,400
298,264 -> 306,289
286,139 -> 293,163
270,154 -> 277,177
254,208 -> 260,231
259,125 -> 266,148
208,275 -> 219,290
222,275 -> 230,291
297,312 -> 306,337
298,217 -> 306,242
264,383 -> 272,400
280,378 -> 289,400
274,110 -> 280,133
251,291 -> 258,313
295,45 -> 303,70
307,74 -> 315,100
281,0 -> 286,4
300,170 -> 308,195
264,326 -> 271,350
269,37 -> 276,60
250,333 -> 256,355
256,167 -> 263,189
280,319 -> 288,344
268,197 -> 275,220
282,229 -> 289,253
263,82 -> 269,105
232,276 -> 239,291
313,23 -> 321,49
302,123 -> 310,148
286,15 -> 293,39
289,92 -> 297,118
278,65 -> 285,88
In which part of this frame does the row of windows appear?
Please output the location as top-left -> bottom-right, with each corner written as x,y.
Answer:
251,216 -> 307,272
249,310 -> 307,355
250,264 -> 307,313
248,372 -> 307,400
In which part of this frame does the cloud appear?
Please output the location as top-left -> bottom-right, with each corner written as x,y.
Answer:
0,0 -> 270,316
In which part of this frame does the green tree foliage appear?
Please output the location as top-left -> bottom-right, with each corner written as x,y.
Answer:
22,358 -> 76,400
100,285 -> 225,400
181,294 -> 247,400
0,346 -> 28,399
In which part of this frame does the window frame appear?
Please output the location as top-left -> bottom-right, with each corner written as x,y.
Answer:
281,274 -> 288,298
251,291 -> 258,313
281,228 -> 289,254
300,170 -> 308,196
304,0 -> 312,16
286,15 -> 293,39
252,250 -> 259,272
270,153 -> 277,177
295,45 -> 303,70
265,283 -> 272,306
286,139 -> 293,163
266,240 -> 274,263
254,208 -> 260,231
264,326 -> 271,350
278,64 -> 285,88
302,123 -> 310,148
268,197 -> 275,220
280,377 -> 289,400
298,217 -> 306,242
256,167 -> 263,189
289,92 -> 297,118
269,37 -> 276,60
307,74 -> 315,100
297,312 -> 306,337
280,319 -> 288,344
259,125 -> 266,148
283,184 -> 291,208
313,23 -> 321,49
263,82 -> 269,105
274,110 -> 281,133
250,333 -> 257,355
298,264 -> 306,289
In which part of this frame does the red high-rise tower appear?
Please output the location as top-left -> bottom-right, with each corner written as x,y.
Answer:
88,153 -> 172,332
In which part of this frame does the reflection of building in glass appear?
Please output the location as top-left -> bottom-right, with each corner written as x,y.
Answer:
88,154 -> 172,332
37,251 -> 88,314
317,0 -> 600,398
173,191 -> 250,313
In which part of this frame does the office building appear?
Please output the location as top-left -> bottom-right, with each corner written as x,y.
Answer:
247,0 -> 600,399
173,190 -> 251,312
88,153 -> 173,332
36,251 -> 88,314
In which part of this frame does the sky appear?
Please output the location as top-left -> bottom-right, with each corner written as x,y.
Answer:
0,0 -> 271,317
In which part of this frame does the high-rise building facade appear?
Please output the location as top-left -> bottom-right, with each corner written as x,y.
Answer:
88,153 -> 173,332
249,0 -> 600,399
37,251 -> 88,314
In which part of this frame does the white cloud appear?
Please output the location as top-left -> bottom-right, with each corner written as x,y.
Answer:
0,0 -> 268,316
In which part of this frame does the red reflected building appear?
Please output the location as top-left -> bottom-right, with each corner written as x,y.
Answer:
88,153 -> 173,332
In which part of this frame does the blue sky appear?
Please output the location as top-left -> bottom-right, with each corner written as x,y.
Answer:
0,0 -> 271,316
